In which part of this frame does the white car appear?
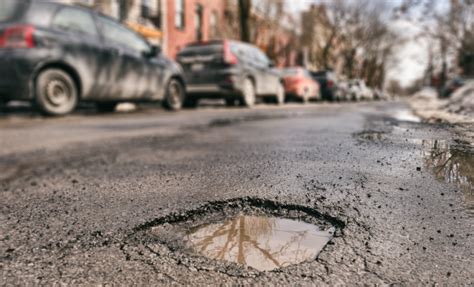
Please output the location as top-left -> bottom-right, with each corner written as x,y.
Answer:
349,80 -> 373,101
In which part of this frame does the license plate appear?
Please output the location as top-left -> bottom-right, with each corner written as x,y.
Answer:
191,63 -> 204,71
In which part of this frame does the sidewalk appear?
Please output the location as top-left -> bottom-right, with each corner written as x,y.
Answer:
409,83 -> 474,124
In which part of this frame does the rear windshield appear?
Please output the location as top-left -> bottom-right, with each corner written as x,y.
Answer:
178,43 -> 223,57
0,0 -> 29,23
282,68 -> 300,76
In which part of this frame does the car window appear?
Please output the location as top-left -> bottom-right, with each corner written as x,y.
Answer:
179,44 -> 222,57
255,49 -> 269,66
98,16 -> 150,53
242,45 -> 256,62
52,7 -> 98,37
230,42 -> 245,58
0,0 -> 28,23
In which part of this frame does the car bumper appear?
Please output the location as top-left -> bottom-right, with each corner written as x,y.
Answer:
185,75 -> 243,98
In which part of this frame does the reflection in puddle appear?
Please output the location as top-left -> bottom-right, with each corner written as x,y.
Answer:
186,215 -> 334,271
421,140 -> 474,214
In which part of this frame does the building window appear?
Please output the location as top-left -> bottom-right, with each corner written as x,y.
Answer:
210,11 -> 218,38
195,4 -> 203,41
175,0 -> 185,29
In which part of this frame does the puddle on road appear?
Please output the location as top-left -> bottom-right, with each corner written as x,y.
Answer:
420,139 -> 474,214
186,214 -> 334,271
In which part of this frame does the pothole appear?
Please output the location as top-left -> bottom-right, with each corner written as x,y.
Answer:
185,214 -> 335,271
354,130 -> 385,142
133,197 -> 343,273
420,139 -> 474,215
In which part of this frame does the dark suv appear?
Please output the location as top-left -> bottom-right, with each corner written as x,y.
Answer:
0,0 -> 186,115
310,70 -> 339,101
177,40 -> 284,107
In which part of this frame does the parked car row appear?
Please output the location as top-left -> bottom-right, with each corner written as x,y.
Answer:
0,1 -> 390,116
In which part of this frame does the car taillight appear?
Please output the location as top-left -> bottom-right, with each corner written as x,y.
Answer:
287,77 -> 303,84
327,79 -> 334,88
0,25 -> 36,49
223,40 -> 238,65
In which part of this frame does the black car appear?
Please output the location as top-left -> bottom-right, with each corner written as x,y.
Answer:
0,0 -> 185,115
176,40 -> 284,107
310,70 -> 338,101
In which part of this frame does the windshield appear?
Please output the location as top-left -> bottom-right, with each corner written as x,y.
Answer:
0,0 -> 28,23
178,43 -> 223,57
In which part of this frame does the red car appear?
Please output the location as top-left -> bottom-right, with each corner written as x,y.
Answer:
282,67 -> 320,103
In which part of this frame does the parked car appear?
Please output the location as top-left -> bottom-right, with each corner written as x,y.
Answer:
310,70 -> 339,101
177,40 -> 285,107
281,67 -> 320,103
373,88 -> 390,101
348,79 -> 373,101
334,81 -> 352,102
441,77 -> 465,98
0,0 -> 186,115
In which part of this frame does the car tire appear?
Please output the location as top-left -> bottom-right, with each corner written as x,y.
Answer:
35,69 -> 78,116
163,78 -> 185,111
240,78 -> 256,107
96,102 -> 117,113
274,82 -> 285,105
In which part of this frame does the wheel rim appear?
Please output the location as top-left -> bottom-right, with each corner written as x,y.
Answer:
168,81 -> 182,108
45,79 -> 71,107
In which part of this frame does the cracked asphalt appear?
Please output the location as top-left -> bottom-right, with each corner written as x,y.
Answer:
1,102 -> 473,285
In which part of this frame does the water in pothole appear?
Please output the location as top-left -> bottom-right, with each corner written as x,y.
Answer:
420,139 -> 474,215
186,214 -> 335,271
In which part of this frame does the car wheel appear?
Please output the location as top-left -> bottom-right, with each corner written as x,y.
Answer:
96,102 -> 117,113
163,78 -> 184,111
240,78 -> 255,107
35,69 -> 78,116
274,82 -> 285,105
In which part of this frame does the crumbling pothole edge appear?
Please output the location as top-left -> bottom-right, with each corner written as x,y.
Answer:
133,196 -> 346,233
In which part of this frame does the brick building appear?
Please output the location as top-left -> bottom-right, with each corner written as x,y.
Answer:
62,0 -> 227,59
163,0 -> 227,59
56,0 -> 300,65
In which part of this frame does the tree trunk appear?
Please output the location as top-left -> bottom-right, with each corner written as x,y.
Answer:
238,0 -> 252,42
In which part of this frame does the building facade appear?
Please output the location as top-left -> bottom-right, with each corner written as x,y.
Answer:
163,0 -> 226,59
63,0 -> 226,59
56,0 -> 300,65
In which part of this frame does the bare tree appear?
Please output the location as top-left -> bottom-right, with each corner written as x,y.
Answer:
238,0 -> 252,42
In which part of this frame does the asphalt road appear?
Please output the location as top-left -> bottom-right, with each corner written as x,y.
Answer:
1,101 -> 473,285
